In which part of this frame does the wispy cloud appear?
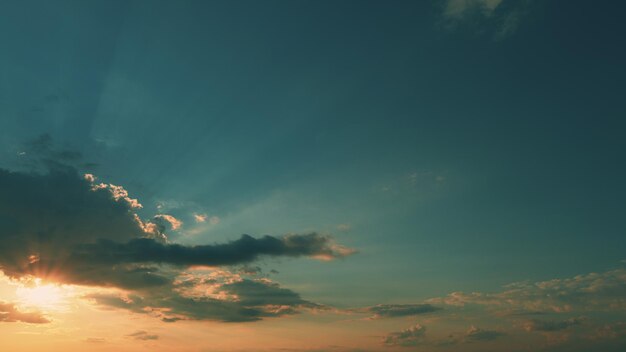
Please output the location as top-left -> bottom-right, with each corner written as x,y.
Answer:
127,330 -> 159,341
441,0 -> 531,39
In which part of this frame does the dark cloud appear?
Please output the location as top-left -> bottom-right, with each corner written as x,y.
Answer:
464,326 -> 505,342
127,330 -> 159,341
0,301 -> 49,324
382,324 -> 427,347
238,265 -> 263,276
69,233 -> 351,269
362,303 -> 441,318
0,149 -> 354,323
87,275 -> 318,323
524,317 -> 585,332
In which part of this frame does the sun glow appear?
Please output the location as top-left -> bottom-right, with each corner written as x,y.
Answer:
15,279 -> 67,310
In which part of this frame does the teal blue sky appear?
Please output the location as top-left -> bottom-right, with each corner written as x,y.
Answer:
0,1 -> 625,350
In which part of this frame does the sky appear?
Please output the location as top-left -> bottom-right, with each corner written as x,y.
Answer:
0,0 -> 625,351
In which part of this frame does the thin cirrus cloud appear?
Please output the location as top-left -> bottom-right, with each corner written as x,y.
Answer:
441,0 -> 531,39
126,330 -> 159,341
0,140 -> 355,323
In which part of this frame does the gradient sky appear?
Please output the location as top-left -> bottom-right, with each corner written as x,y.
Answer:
0,1 -> 625,351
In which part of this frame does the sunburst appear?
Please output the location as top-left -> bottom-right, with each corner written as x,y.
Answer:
15,279 -> 66,310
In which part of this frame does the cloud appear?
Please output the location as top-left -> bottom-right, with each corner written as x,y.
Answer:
337,223 -> 351,232
237,265 -> 263,276
403,267 -> 626,349
153,214 -> 182,231
127,330 -> 159,341
382,324 -> 505,347
68,233 -> 353,271
87,272 -> 321,322
589,322 -> 626,341
441,0 -> 530,39
361,304 -> 441,319
427,268 -> 626,314
464,325 -> 505,342
193,213 -> 220,225
193,213 -> 207,223
0,150 -> 355,323
0,301 -> 49,324
383,324 -> 426,347
524,317 -> 585,332
444,0 -> 502,18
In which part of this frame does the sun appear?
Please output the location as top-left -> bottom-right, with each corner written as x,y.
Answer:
16,279 -> 65,310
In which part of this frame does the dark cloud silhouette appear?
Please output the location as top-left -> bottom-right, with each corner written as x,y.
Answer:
0,140 -> 355,323
87,276 -> 319,323
524,317 -> 585,332
68,233 -> 350,268
0,301 -> 49,324
362,303 -> 441,318
464,326 -> 505,342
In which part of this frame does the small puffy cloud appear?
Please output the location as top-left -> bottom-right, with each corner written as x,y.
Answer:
84,173 -> 96,183
383,324 -> 427,347
0,301 -> 49,324
193,213 -> 219,225
127,330 -> 159,341
193,213 -> 207,223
